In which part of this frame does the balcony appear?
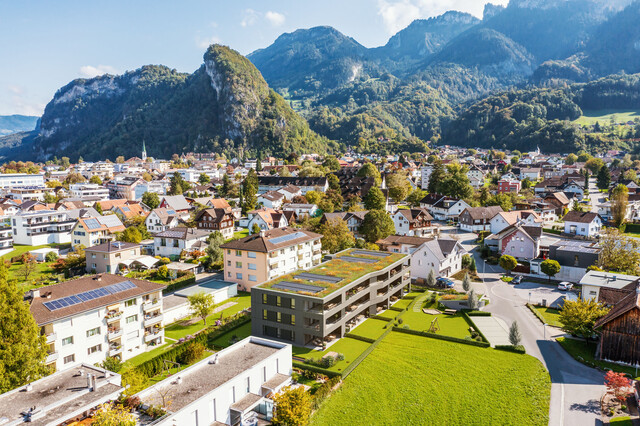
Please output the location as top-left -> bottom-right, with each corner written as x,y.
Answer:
45,351 -> 58,364
323,302 -> 339,312
306,304 -> 323,313
268,256 -> 279,265
105,311 -> 122,323
303,322 -> 321,331
143,299 -> 161,312
144,314 -> 163,327
45,332 -> 57,344
327,315 -> 341,325
144,329 -> 163,343
108,344 -> 123,357
107,328 -> 123,340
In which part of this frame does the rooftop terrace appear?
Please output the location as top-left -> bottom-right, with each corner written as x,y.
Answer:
258,249 -> 406,297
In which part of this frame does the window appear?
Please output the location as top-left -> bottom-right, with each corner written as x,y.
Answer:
127,330 -> 140,340
291,314 -> 296,325
246,377 -> 250,393
263,366 -> 267,382
236,273 -> 242,280
262,294 -> 268,304
86,327 -> 100,337
249,275 -> 257,282
574,255 -> 579,266
248,252 -> 256,259
63,354 -> 75,364
91,253 -> 96,258
62,336 -> 73,346
227,260 -> 231,266
263,309 -> 268,320
88,344 -> 102,355
236,261 -> 242,268
236,250 -> 242,256
248,263 -> 257,270
125,299 -> 136,307
126,315 -> 138,324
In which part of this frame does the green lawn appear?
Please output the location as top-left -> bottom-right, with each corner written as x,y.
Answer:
400,310 -> 471,339
2,243 -> 70,290
391,298 -> 413,310
209,322 -> 252,347
348,318 -> 388,340
293,337 -> 371,373
610,417 -> 633,425
230,229 -> 249,241
556,337 -> 639,378
164,292 -> 251,340
532,306 -> 563,328
573,109 -> 640,126
376,310 -> 399,320
125,343 -> 173,367
311,332 -> 550,426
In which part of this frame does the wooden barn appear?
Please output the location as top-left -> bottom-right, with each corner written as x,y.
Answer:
595,285 -> 640,366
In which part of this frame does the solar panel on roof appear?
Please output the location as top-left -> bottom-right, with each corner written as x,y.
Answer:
100,215 -> 122,227
351,250 -> 391,258
295,272 -> 342,284
340,256 -> 378,264
272,281 -> 324,293
166,210 -> 176,215
269,232 -> 307,245
42,280 -> 138,311
122,206 -> 130,212
84,218 -> 101,230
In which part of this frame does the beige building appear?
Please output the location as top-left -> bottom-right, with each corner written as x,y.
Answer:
71,215 -> 125,248
220,227 -> 322,292
85,241 -> 149,274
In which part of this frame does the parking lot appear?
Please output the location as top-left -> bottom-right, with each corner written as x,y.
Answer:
511,281 -> 578,308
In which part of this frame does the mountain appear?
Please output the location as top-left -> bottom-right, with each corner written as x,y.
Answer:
22,45 -> 329,162
0,115 -> 39,136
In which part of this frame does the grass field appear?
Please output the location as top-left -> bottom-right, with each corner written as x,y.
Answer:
293,337 -> 371,373
348,318 -> 388,340
311,332 -> 550,426
557,337 -> 639,378
164,292 -> 251,340
2,243 -> 70,289
400,310 -> 471,339
230,229 -> 249,241
209,322 -> 252,347
125,343 -> 173,367
376,310 -> 399,320
573,109 -> 640,126
532,306 -> 563,328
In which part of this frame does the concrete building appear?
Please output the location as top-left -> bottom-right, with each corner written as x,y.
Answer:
257,176 -> 328,195
0,173 -> 44,188
135,337 -> 292,426
12,210 -> 75,245
29,274 -> 165,371
85,241 -> 159,274
251,249 -> 409,347
0,364 -> 123,426
420,165 -> 432,190
7,186 -> 48,201
220,227 -> 322,292
282,203 -> 318,219
579,271 -> 639,301
69,183 -> 110,201
134,180 -> 168,200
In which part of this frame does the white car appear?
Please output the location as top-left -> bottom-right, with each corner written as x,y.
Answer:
558,282 -> 573,291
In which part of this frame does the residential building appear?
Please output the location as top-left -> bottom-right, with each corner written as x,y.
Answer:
530,240 -> 601,282
85,241 -> 159,274
247,207 -> 288,231
0,364 -> 123,426
579,271 -> 639,301
490,210 -> 542,234
562,211 -> 603,237
0,223 -> 12,255
29,274 -> 165,371
282,203 -> 318,219
220,227 -> 322,291
71,215 -> 125,248
105,175 -> 142,199
497,179 -> 521,194
391,208 -> 436,237
519,167 -> 541,181
146,207 -> 183,234
112,202 -> 147,221
544,192 -> 571,216
194,207 -> 235,239
486,223 -> 543,259
320,211 -> 368,237
69,183 -> 110,201
407,238 -> 466,279
419,194 -> 470,221
12,210 -> 75,245
257,176 -> 328,195
458,206 -> 504,232
0,173 -> 44,188
277,184 -> 302,200
7,186 -> 50,201
258,191 -> 285,209
376,234 -> 433,254
466,166 -> 485,186
134,180 -> 168,200
135,337 -> 292,426
420,165 -> 432,190
159,194 -> 191,213
153,227 -> 210,259
251,249 -> 409,346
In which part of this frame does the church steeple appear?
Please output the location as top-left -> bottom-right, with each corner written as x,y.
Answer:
142,140 -> 147,161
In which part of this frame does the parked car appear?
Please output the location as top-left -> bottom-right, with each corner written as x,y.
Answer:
511,275 -> 522,285
558,282 -> 574,291
436,277 -> 455,288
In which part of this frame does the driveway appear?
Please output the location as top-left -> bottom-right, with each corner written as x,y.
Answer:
511,281 -> 578,308
471,316 -> 511,346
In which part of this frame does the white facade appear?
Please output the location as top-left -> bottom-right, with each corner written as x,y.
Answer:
420,166 -> 433,190
282,204 -> 318,219
146,209 -> 181,234
564,217 -> 603,237
69,183 -> 110,201
422,199 -> 471,221
12,210 -> 74,245
0,173 -> 44,188
404,239 -> 465,279
134,181 -> 168,200
154,231 -> 209,258
7,186 -> 47,201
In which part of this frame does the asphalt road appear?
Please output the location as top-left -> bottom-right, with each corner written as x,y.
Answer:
453,231 -> 605,426
588,176 -> 604,213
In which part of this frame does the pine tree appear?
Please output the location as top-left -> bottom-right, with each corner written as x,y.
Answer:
426,269 -> 436,288
509,321 -> 522,347
469,257 -> 477,272
364,187 -> 386,210
242,169 -> 258,214
427,159 -> 445,194
462,272 -> 471,293
0,261 -> 48,392
596,166 -> 610,190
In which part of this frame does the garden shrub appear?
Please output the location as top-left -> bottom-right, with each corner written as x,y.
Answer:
495,345 -> 526,354
45,251 -> 58,262
177,342 -> 205,364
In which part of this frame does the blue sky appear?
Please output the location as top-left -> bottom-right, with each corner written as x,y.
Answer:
0,0 -> 507,116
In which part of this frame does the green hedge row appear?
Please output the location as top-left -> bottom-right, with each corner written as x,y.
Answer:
392,327 -> 490,348
465,310 -> 491,316
495,345 -> 526,354
292,361 -> 341,378
460,311 -> 490,344
526,303 -> 547,325
389,306 -> 404,312
371,315 -> 393,322
163,274 -> 196,294
343,333 -> 376,344
543,228 -> 562,235
342,327 -> 394,378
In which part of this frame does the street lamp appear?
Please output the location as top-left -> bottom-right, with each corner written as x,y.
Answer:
528,291 -> 532,304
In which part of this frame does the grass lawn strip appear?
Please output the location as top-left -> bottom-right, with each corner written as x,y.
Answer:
125,343 -> 173,367
311,332 -> 550,426
293,337 -> 371,373
556,337 -> 639,377
531,305 -> 563,328
3,243 -> 70,289
348,318 -> 388,340
396,292 -> 471,339
209,322 -> 252,347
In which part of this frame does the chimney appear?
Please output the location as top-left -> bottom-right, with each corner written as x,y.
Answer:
259,230 -> 266,238
94,274 -> 102,282
31,289 -> 40,299
87,374 -> 93,391
91,374 -> 97,391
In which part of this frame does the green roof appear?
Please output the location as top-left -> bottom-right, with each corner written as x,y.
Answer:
258,249 -> 406,297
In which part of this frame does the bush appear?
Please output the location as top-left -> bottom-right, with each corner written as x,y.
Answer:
495,345 -> 526,354
45,251 -> 59,262
178,342 -> 205,364
120,395 -> 141,411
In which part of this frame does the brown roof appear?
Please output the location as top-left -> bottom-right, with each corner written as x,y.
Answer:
397,208 -> 434,223
562,211 -> 601,224
462,206 -> 504,220
377,234 -> 434,247
29,274 -> 165,325
208,198 -> 231,209
598,282 -> 637,306
595,288 -> 640,329
545,192 -> 570,206
85,241 -> 140,253
220,227 -> 321,253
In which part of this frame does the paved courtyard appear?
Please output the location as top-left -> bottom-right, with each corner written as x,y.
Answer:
471,316 -> 511,347
511,281 -> 578,308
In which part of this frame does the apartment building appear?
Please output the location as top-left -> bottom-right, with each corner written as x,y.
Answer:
105,175 -> 142,199
0,173 -> 44,188
220,227 -> 322,292
134,180 -> 168,200
257,176 -> 328,195
153,227 -> 210,259
7,186 -> 48,201
391,208 -> 436,237
135,336 -> 292,426
29,274 -> 165,372
69,183 -> 110,201
12,210 -> 75,245
194,207 -> 235,239
251,249 -> 409,347
146,208 -> 183,233
71,215 -> 125,248
0,217 -> 13,255
85,241 -> 156,274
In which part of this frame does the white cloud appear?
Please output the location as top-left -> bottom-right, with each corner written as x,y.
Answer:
241,9 -> 259,27
378,0 -> 510,35
3,86 -> 45,116
265,11 -> 286,27
195,35 -> 222,49
79,65 -> 119,78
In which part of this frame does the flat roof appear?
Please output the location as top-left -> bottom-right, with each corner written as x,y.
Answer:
579,271 -> 639,289
137,339 -> 284,413
0,364 -> 122,426
257,249 -> 406,297
174,279 -> 236,298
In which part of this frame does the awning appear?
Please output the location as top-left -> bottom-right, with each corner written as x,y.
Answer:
230,393 -> 263,414
119,255 -> 160,269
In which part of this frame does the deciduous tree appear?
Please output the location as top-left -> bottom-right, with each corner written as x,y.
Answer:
359,210 -> 395,243
604,370 -> 632,403
387,170 -> 412,203
141,192 -> 160,210
540,259 -> 561,282
317,219 -> 355,254
92,403 -> 136,426
611,184 -> 629,228
559,298 -> 609,342
188,292 -> 215,325
440,163 -> 473,199
364,187 -> 386,210
427,159 -> 445,194
272,386 -> 312,426
598,228 -> 640,275
357,162 -> 381,186
499,255 -> 517,275
119,227 -> 142,244
18,254 -> 37,282
596,165 -> 611,190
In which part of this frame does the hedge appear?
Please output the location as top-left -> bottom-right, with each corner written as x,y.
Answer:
495,345 -> 526,354
343,333 -> 376,344
371,315 -> 394,322
292,361 -> 341,378
543,228 -> 562,235
526,303 -> 547,325
465,310 -> 491,316
391,327 -> 490,348
163,274 -> 196,294
460,311 -> 490,344
624,223 -> 640,233
389,306 -> 404,312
